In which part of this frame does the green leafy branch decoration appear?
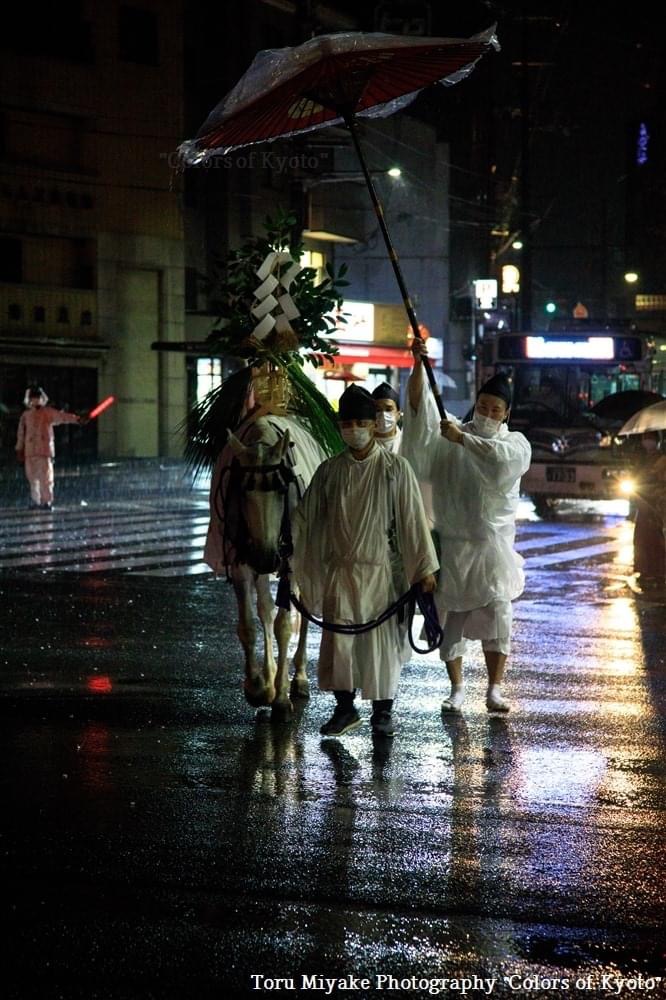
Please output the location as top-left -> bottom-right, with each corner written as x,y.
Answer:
205,208 -> 348,365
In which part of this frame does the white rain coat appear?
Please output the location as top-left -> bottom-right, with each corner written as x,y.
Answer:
402,389 -> 531,623
291,443 -> 438,700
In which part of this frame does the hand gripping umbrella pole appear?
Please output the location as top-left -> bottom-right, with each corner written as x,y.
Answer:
344,111 -> 444,417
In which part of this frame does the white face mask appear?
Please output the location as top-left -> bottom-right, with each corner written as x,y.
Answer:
472,410 -> 502,438
375,412 -> 396,434
341,427 -> 373,450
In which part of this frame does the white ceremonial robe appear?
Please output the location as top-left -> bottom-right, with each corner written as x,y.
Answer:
401,388 -> 531,642
291,443 -> 438,700
375,426 -> 402,454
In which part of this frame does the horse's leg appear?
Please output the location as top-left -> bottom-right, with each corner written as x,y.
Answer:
231,564 -> 266,707
254,575 -> 292,723
271,600 -> 295,723
290,612 -> 310,701
255,573 -> 278,708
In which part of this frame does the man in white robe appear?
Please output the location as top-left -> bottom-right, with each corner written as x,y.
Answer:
371,382 -> 402,454
292,384 -> 438,738
402,343 -> 531,713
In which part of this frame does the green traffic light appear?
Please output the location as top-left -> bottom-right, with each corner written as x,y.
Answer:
545,302 -> 557,314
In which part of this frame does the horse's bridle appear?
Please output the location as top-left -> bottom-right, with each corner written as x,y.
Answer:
216,431 -> 304,577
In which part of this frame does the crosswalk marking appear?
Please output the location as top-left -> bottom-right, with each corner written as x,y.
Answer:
0,499 -> 631,577
0,498 -> 213,577
524,540 -> 621,568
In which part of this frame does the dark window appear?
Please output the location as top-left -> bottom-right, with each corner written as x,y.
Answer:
80,310 -> 93,326
118,6 -> 159,65
3,2 -> 94,63
0,238 -> 22,282
34,306 -> 45,322
77,265 -> 95,290
8,303 -> 22,321
58,307 -> 70,324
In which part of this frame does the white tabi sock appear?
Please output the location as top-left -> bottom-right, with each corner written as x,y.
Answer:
442,684 -> 465,712
486,684 -> 510,712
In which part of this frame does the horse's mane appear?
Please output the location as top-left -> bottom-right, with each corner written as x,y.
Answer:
234,413 -> 328,485
184,361 -> 344,476
204,410 -> 328,578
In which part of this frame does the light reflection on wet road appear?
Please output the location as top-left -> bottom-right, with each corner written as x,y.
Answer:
0,496 -> 664,997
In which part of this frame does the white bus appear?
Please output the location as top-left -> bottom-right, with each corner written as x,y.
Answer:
476,323 -> 659,517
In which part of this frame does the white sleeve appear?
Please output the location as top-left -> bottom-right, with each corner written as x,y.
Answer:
401,384 -> 455,483
461,431 -> 532,490
291,464 -> 329,615
393,458 -> 439,585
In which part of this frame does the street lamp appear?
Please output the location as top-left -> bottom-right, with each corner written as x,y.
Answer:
301,167 -> 403,243
623,271 -> 639,319
301,167 -> 402,190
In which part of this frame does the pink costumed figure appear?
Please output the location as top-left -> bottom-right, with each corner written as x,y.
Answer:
15,385 -> 86,510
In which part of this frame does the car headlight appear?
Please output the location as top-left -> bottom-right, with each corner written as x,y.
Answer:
617,476 -> 636,496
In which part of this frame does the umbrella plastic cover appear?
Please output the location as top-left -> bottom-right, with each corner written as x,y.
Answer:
618,399 -> 666,435
179,27 -> 499,162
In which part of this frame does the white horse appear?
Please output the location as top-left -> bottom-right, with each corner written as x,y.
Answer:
204,412 -> 327,722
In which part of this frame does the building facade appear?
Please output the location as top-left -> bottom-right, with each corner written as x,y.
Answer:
0,0 -> 185,462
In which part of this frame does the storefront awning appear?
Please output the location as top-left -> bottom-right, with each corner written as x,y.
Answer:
0,337 -> 110,358
330,343 -> 415,368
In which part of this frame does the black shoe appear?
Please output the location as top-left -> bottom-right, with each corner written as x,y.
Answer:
320,708 -> 362,737
370,710 -> 396,737
41,503 -> 53,511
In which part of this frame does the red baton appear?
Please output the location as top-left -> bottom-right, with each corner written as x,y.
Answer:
89,395 -> 116,419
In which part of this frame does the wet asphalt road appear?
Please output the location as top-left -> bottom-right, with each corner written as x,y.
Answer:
0,498 -> 665,1000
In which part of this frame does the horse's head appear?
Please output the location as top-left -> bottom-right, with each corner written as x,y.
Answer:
227,425 -> 295,575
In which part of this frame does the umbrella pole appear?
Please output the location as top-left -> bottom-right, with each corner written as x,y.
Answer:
344,112 -> 445,417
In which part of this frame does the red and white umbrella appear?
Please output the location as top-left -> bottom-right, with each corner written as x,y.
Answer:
180,28 -> 497,160
179,27 -> 499,416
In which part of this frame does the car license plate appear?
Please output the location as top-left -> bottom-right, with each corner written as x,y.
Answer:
546,466 -> 576,483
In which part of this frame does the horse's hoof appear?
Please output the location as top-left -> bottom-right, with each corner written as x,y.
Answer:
244,680 -> 273,708
270,700 -> 294,724
290,677 -> 310,700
